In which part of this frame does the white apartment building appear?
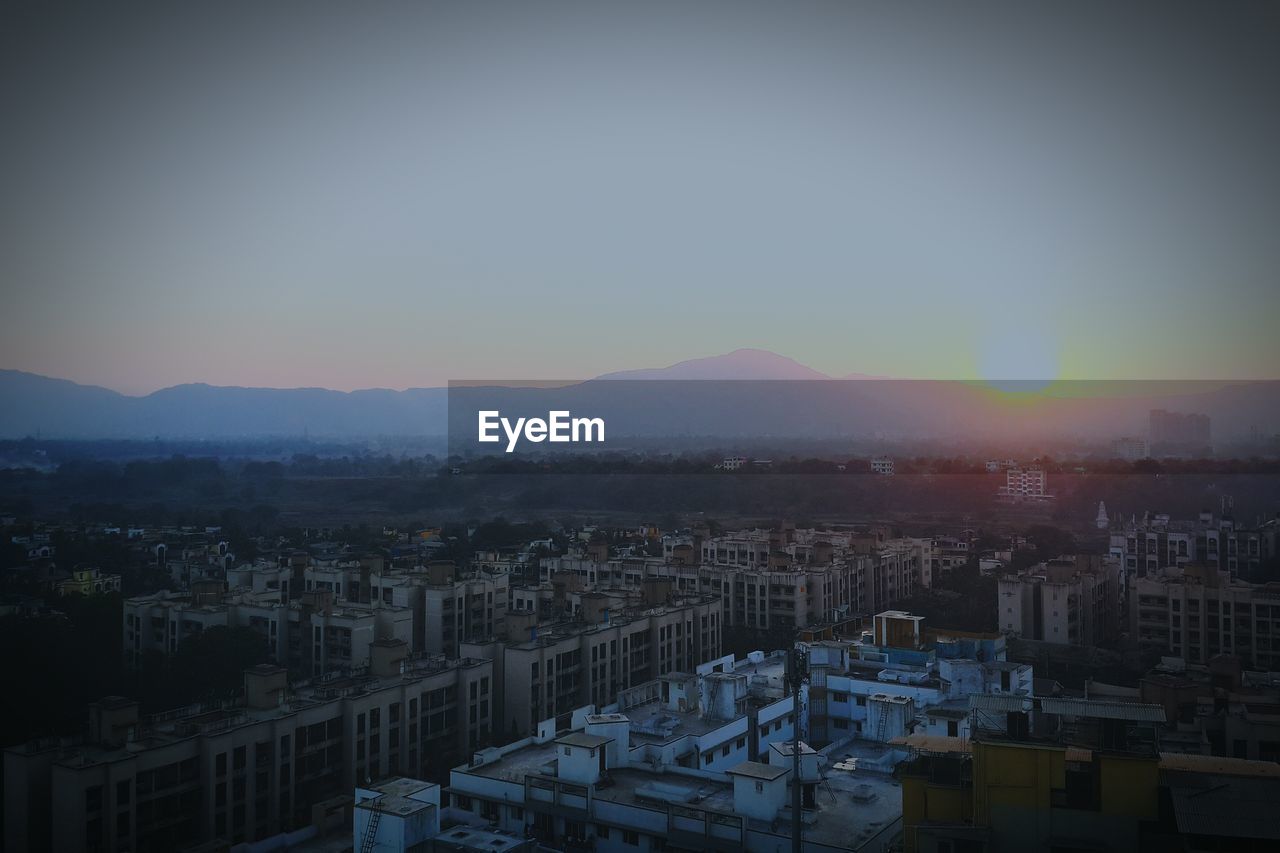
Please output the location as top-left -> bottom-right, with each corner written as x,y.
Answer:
443,672 -> 903,852
998,556 -> 1122,647
999,467 -> 1049,501
805,611 -> 1031,746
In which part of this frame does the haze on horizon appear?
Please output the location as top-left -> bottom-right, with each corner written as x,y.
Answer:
2,1 -> 1279,395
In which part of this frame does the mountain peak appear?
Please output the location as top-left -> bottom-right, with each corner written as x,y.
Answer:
596,349 -> 830,381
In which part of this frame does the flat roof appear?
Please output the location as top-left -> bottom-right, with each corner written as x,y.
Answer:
456,734 -> 905,850
555,732 -> 612,749
355,794 -> 432,817
725,760 -> 789,781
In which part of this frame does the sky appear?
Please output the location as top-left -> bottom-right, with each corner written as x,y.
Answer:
2,1 -> 1278,394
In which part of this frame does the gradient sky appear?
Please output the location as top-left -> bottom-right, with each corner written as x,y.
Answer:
2,1 -> 1278,394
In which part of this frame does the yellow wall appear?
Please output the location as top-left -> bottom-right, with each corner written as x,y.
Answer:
972,741 -> 1064,823
1098,754 -> 1159,818
901,772 -> 971,853
902,740 -> 1160,853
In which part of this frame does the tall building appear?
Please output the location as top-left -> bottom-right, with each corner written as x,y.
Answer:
1109,509 -> 1275,581
1131,563 -> 1280,669
4,643 -> 492,853
997,556 -> 1122,647
462,595 -> 723,737
123,587 -> 414,677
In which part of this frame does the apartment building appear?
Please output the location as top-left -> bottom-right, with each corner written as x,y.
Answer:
122,587 -> 414,676
1109,509 -> 1275,581
1131,563 -> 1280,669
613,652 -> 797,775
998,555 -> 1122,647
805,611 -> 1031,746
998,467 -> 1049,501
544,542 -> 914,632
4,642 -> 492,853
462,595 -> 722,737
363,563 -> 509,656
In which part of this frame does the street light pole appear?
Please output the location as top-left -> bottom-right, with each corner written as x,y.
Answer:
786,642 -> 804,853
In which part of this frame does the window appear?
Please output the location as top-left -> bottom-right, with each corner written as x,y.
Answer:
623,830 -> 640,845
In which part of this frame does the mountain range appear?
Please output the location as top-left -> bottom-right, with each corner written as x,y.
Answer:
1,350 -> 1276,442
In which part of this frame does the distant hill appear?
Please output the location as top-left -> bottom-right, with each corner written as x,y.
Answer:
0,370 -> 447,438
596,348 -> 831,381
2,362 -> 1277,442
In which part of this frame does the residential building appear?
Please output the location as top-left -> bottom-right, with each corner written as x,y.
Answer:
122,587 -> 414,676
1131,563 -> 1280,669
4,643 -> 492,853
998,556 -> 1122,647
805,611 -> 1031,746
444,705 -> 904,852
1109,509 -> 1275,581
998,467 -> 1049,501
57,566 -> 122,597
462,595 -> 723,737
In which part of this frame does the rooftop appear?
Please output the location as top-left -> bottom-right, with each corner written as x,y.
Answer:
354,794 -> 432,817
456,738 -> 906,851
555,732 -> 612,749
725,760 -> 788,781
